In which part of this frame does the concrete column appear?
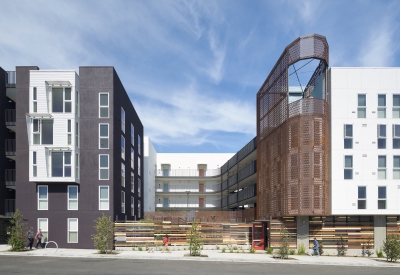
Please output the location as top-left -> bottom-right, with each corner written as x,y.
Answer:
297,216 -> 309,250
374,215 -> 386,250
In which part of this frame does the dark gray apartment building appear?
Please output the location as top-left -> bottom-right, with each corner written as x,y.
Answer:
1,66 -> 143,248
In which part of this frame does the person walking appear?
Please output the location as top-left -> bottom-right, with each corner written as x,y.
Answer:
312,238 -> 320,256
35,229 -> 43,249
26,227 -> 35,250
161,234 -> 171,253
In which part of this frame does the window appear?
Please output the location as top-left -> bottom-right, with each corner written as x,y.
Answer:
378,155 -> 386,179
68,218 -> 78,243
32,119 -> 53,145
99,155 -> 109,180
75,91 -> 79,117
393,94 -> 400,118
138,135 -> 141,155
52,152 -> 71,177
68,186 -> 78,210
344,124 -> 353,149
131,148 -> 134,169
357,94 -> 366,118
138,156 -> 141,176
121,107 -> 125,133
121,163 -> 125,187
38,185 -> 48,210
163,183 -> 169,192
377,94 -> 386,118
99,93 -> 109,118
99,186 -> 109,210
378,186 -> 386,209
75,122 -> 79,147
394,156 -> 400,180
138,200 -> 141,219
121,191 -> 125,214
358,186 -> 366,209
393,125 -> 400,149
131,172 -> 134,193
163,168 -> 169,177
38,218 -> 48,241
131,196 -> 134,216
131,124 -> 134,145
75,153 -> 79,179
138,178 -> 141,197
344,155 -> 353,179
67,120 -> 72,145
33,87 -> 37,113
33,151 -> 37,177
121,135 -> 125,160
99,124 -> 109,149
377,124 -> 386,149
52,87 -> 71,113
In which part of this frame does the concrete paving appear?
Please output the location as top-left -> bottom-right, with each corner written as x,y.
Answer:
0,244 -> 399,268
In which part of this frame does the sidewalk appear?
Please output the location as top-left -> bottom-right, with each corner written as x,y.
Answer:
0,244 -> 398,268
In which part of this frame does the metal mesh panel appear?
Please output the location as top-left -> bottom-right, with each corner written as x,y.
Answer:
256,34 -> 330,219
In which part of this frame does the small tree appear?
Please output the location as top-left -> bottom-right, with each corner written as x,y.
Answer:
7,210 -> 26,251
318,240 -> 324,256
278,226 -> 289,259
337,236 -> 347,256
92,213 -> 114,254
383,234 -> 400,262
187,221 -> 202,256
363,235 -> 374,257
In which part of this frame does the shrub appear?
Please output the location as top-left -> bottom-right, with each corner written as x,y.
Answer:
216,245 -> 220,250
249,247 -> 255,253
265,247 -> 273,254
337,236 -> 347,256
383,234 -> 400,262
92,213 -> 114,254
289,249 -> 295,255
138,246 -> 143,251
229,248 -> 233,253
222,247 -> 226,253
187,221 -> 202,256
363,236 -> 374,257
376,248 -> 384,258
318,241 -> 324,256
297,244 -> 306,255
278,226 -> 289,259
233,246 -> 238,250
7,210 -> 26,251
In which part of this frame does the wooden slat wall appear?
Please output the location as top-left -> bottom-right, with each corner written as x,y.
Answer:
269,217 -> 297,249
387,216 -> 400,235
114,221 -> 252,247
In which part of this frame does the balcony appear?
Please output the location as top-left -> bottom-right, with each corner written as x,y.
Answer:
5,169 -> 16,189
238,161 -> 257,182
238,184 -> 256,202
5,109 -> 16,132
156,168 -> 220,177
5,139 -> 16,160
5,199 -> 15,217
156,184 -> 220,194
6,71 -> 16,102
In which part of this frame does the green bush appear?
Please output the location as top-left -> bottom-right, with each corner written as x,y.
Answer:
289,249 -> 295,255
92,213 -> 114,254
233,246 -> 238,250
187,221 -> 202,256
376,248 -> 384,258
7,210 -> 26,251
337,236 -> 347,256
249,247 -> 255,253
297,244 -> 306,255
138,246 -> 143,251
363,236 -> 374,257
383,234 -> 400,262
265,247 -> 273,254
222,247 -> 226,253
278,226 -> 289,259
229,248 -> 233,253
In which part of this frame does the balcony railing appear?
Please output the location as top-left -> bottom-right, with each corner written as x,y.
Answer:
222,179 -> 228,191
5,169 -> 16,187
238,137 -> 257,162
222,197 -> 228,207
156,168 -> 220,177
5,139 -> 16,156
228,173 -> 237,187
5,199 -> 15,217
156,184 -> 220,193
238,184 -> 256,202
238,161 -> 257,182
6,71 -> 16,87
5,109 -> 16,126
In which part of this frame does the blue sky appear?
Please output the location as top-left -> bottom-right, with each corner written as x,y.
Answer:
1,0 -> 400,153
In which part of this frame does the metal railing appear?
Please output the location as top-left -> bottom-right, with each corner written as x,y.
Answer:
5,109 -> 16,126
155,184 -> 220,193
156,168 -> 220,177
5,199 -> 15,217
228,173 -> 237,187
5,169 -> 16,186
238,161 -> 257,182
238,185 -> 256,201
5,139 -> 16,156
238,137 -> 257,162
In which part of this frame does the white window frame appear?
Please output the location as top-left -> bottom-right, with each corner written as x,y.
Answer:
121,163 -> 125,187
394,156 -> 400,180
393,94 -> 400,118
33,151 -> 37,177
121,135 -> 125,160
37,218 -> 48,242
393,124 -> 400,149
32,87 -> 37,113
52,87 -> 72,113
67,218 -> 78,243
99,93 -> 109,118
68,186 -> 78,210
378,155 -> 386,180
121,191 -> 125,214
344,124 -> 353,149
99,123 -> 109,149
67,119 -> 72,145
377,94 -> 386,118
51,151 -> 72,178
32,118 -> 54,145
99,186 -> 109,210
121,107 -> 125,133
357,94 -> 366,118
378,186 -> 386,210
131,124 -> 134,145
358,186 -> 366,209
38,185 -> 48,210
377,124 -> 386,149
344,155 -> 353,180
99,154 -> 109,180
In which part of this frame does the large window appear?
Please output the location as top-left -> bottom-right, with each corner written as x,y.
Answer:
75,122 -> 79,147
121,107 -> 125,133
377,124 -> 386,149
99,93 -> 109,118
378,186 -> 386,209
33,151 -> 37,177
393,94 -> 400,118
138,157 -> 141,176
99,155 -> 109,180
378,155 -> 386,179
121,191 -> 125,214
32,87 -> 37,113
99,124 -> 109,149
121,135 -> 125,160
68,186 -> 78,210
394,156 -> 400,180
377,94 -> 386,118
52,87 -> 72,113
38,185 -> 48,210
344,155 -> 353,179
75,153 -> 79,179
131,148 -> 134,169
357,94 -> 366,118
131,196 -> 134,216
32,119 -> 53,145
358,186 -> 366,209
138,178 -> 141,197
121,163 -> 125,187
68,218 -> 78,243
52,152 -> 71,177
393,124 -> 400,149
131,172 -> 134,193
138,135 -> 141,155
99,186 -> 109,210
344,124 -> 353,149
138,200 -> 141,219
75,91 -> 79,117
67,120 -> 72,145
37,218 -> 48,241
131,124 -> 134,145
